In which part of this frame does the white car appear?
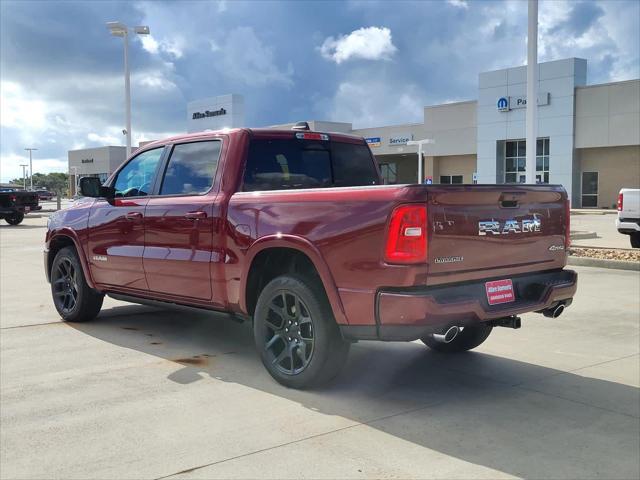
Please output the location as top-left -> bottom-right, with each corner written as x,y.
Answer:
616,188 -> 640,248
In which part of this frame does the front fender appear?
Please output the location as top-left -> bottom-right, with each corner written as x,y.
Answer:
240,234 -> 348,325
47,228 -> 97,290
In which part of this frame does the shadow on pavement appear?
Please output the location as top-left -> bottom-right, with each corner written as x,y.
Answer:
70,304 -> 640,479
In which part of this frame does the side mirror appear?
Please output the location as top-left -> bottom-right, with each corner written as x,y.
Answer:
79,177 -> 115,198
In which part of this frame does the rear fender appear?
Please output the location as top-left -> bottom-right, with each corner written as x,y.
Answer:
241,235 -> 348,325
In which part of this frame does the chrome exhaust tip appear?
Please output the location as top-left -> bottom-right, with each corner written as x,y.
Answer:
552,304 -> 565,318
433,326 -> 460,344
542,303 -> 566,318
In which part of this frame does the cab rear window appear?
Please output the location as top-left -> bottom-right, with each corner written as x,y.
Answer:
243,138 -> 380,191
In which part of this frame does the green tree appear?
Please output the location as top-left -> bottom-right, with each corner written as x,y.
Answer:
10,172 -> 69,196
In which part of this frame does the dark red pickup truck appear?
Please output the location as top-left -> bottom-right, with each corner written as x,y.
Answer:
45,127 -> 577,388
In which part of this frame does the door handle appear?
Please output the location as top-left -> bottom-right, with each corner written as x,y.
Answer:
125,212 -> 143,220
185,211 -> 207,220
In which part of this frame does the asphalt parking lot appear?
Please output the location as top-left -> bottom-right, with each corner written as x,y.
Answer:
1,214 -> 639,480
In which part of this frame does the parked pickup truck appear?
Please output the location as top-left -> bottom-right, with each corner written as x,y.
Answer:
616,188 -> 640,248
0,188 -> 41,225
45,127 -> 577,388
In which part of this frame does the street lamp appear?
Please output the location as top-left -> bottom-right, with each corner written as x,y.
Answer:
525,0 -> 538,184
24,148 -> 37,190
20,164 -> 28,189
406,139 -> 434,184
106,21 -> 150,157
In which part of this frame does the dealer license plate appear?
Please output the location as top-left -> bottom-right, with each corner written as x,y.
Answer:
485,279 -> 515,305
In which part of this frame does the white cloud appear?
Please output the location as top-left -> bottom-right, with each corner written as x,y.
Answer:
87,132 -> 121,145
140,35 -> 159,55
324,78 -> 424,128
216,27 -> 294,87
1,81 -> 47,130
320,27 -> 397,64
447,0 -> 469,9
0,152 -> 67,182
139,34 -> 185,59
134,71 -> 177,91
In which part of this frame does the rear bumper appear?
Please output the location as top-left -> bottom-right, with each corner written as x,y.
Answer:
340,269 -> 577,341
616,218 -> 640,234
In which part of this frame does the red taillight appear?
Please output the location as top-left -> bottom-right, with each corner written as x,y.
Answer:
565,199 -> 571,249
617,193 -> 623,211
384,204 -> 427,264
9,194 -> 17,202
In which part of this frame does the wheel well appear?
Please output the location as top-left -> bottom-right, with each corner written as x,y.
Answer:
246,248 -> 322,316
47,236 -> 76,278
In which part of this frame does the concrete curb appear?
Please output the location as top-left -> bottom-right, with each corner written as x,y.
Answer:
570,209 -> 617,215
570,231 -> 598,240
568,256 -> 640,271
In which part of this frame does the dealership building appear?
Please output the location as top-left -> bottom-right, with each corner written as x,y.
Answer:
68,57 -> 639,207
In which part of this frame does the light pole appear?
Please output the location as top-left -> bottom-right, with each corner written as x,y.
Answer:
24,148 -> 37,190
525,0 -> 538,184
20,164 -> 28,189
106,22 -> 150,158
406,139 -> 434,183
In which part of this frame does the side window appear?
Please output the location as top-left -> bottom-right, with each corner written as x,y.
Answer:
160,141 -> 221,195
113,148 -> 164,197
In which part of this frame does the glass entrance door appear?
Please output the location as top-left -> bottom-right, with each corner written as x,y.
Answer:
581,172 -> 599,207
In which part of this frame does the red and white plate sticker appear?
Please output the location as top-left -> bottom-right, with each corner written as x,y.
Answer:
485,279 -> 515,305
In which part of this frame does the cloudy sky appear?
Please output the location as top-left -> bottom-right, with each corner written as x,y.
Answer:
1,0 -> 638,182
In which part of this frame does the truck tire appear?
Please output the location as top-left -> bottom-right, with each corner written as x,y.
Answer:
421,323 -> 493,353
630,233 -> 640,248
51,246 -> 104,322
253,274 -> 350,389
5,212 -> 24,225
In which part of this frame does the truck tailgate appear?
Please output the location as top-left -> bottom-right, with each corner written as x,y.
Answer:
426,185 -> 569,285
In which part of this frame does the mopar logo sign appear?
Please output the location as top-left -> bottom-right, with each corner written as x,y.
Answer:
497,93 -> 550,112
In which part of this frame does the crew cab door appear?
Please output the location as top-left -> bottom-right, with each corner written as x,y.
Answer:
143,140 -> 221,300
87,147 -> 165,290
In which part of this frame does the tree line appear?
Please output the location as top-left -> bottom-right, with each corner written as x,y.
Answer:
10,172 -> 70,196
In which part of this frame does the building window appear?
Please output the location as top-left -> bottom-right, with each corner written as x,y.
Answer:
581,171 -> 598,208
379,163 -> 397,184
504,138 -> 549,184
440,175 -> 463,184
536,138 -> 550,184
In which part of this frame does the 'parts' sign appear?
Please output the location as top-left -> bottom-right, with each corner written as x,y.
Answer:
497,93 -> 550,111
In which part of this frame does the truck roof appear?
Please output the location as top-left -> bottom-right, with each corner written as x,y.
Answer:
138,128 -> 365,151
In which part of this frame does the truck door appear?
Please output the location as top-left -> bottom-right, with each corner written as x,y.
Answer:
143,140 -> 221,301
87,147 -> 165,290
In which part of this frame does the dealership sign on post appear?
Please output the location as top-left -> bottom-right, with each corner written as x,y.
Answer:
497,92 -> 550,111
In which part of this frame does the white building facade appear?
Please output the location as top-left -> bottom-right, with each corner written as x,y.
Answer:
187,94 -> 245,133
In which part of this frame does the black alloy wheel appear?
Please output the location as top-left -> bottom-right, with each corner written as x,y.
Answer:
52,257 -> 79,315
50,246 -> 103,322
254,274 -> 350,389
263,291 -> 315,375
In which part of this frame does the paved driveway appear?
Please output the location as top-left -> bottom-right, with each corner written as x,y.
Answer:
1,215 -> 639,479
